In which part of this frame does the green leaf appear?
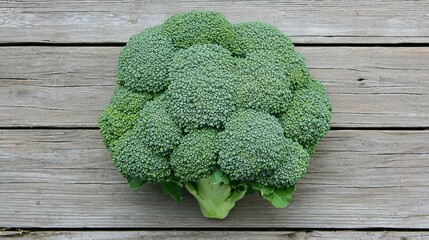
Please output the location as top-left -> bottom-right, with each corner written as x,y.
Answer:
260,185 -> 295,208
257,186 -> 275,195
229,188 -> 247,202
161,182 -> 183,202
128,179 -> 146,189
211,169 -> 229,185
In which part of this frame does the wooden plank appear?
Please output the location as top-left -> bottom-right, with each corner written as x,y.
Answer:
0,129 -> 428,228
1,230 -> 429,240
1,1 -> 428,44
0,47 -> 428,128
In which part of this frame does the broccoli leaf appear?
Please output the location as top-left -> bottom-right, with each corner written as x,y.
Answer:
161,182 -> 183,202
259,185 -> 295,208
128,179 -> 146,189
211,169 -> 230,185
229,187 -> 247,202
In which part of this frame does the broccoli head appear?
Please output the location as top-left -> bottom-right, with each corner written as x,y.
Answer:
99,11 -> 331,219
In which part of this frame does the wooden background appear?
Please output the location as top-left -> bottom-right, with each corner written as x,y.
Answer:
1,0 -> 428,239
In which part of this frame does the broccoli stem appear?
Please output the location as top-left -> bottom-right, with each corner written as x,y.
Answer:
185,176 -> 246,219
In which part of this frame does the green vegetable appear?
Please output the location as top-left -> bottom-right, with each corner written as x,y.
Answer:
99,10 -> 331,219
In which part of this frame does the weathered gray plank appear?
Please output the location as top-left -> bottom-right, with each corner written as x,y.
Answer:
1,0 -> 428,44
0,47 -> 428,128
1,230 -> 429,240
0,129 -> 428,228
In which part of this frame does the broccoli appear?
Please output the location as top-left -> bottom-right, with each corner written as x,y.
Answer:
99,10 -> 331,219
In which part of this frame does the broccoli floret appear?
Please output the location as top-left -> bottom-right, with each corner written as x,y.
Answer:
98,87 -> 152,151
138,96 -> 182,156
99,11 -> 332,219
218,109 -> 286,181
167,44 -> 236,131
232,21 -> 294,56
117,26 -> 176,93
281,48 -> 312,90
170,129 -> 218,182
235,50 -> 292,114
113,124 -> 171,183
279,79 -> 331,153
260,139 -> 310,187
163,11 -> 235,51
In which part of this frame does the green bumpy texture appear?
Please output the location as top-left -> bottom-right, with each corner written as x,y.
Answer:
99,10 -> 331,218
167,44 -> 236,130
170,129 -> 218,182
117,26 -> 176,93
137,96 -> 182,156
218,109 -> 287,182
99,87 -> 152,151
113,124 -> 171,183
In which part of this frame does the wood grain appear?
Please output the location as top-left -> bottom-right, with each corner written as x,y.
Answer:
1,0 -> 428,44
0,47 -> 428,128
1,230 -> 429,240
0,129 -> 428,228
1,0 -> 428,235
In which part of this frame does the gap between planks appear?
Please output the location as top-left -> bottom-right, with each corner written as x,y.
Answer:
1,230 -> 429,240
0,46 -> 428,128
1,0 -> 429,44
0,129 -> 428,228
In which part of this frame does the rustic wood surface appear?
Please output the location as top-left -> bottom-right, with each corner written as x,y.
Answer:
1,230 -> 429,240
1,47 -> 428,128
1,0 -> 428,238
1,0 -> 428,44
0,130 -> 428,228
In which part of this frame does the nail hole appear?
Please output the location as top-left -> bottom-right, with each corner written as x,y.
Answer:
357,78 -> 365,82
